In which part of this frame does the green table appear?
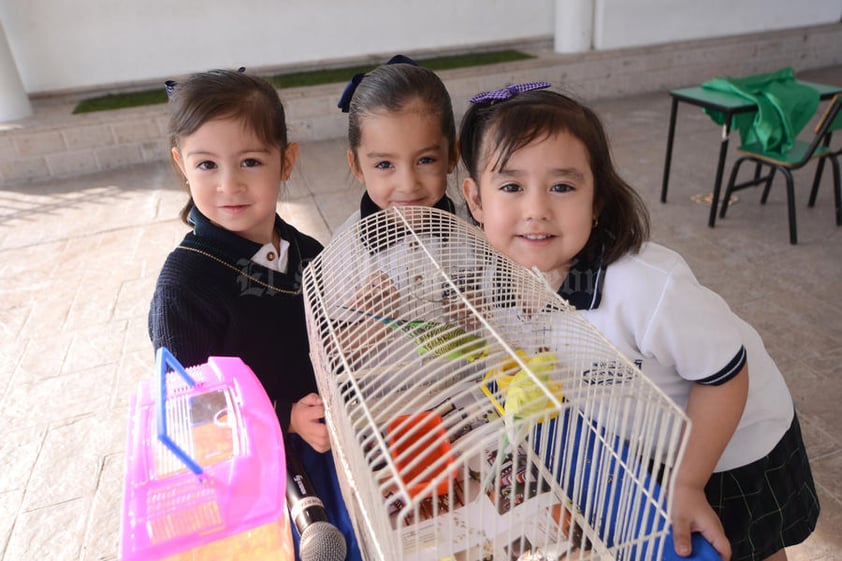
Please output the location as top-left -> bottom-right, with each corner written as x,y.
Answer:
660,80 -> 842,228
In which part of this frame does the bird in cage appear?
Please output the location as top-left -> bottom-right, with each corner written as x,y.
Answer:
340,307 -> 489,362
483,349 -> 565,422
501,351 -> 564,421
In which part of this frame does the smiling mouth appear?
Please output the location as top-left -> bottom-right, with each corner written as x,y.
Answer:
220,204 -> 249,213
520,233 -> 554,241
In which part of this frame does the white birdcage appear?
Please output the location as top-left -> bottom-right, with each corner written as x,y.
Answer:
302,207 -> 690,561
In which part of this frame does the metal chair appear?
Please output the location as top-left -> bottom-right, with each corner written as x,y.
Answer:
719,93 -> 842,244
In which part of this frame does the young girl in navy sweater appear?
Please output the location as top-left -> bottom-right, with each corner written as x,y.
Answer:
148,68 -> 360,560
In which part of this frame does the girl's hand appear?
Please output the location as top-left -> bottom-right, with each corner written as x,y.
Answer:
348,271 -> 400,315
289,393 -> 330,453
670,482 -> 731,561
339,271 -> 400,364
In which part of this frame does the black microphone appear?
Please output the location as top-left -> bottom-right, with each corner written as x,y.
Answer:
285,434 -> 347,561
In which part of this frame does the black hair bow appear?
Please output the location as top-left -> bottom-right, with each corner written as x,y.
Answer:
337,54 -> 418,113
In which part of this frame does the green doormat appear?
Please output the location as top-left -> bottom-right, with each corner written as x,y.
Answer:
72,50 -> 534,114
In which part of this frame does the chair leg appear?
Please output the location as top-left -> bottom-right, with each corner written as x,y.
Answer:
809,133 -> 833,207
720,157 -> 747,219
753,161 -> 763,182
760,167 -> 777,204
782,169 -> 797,244
831,155 -> 841,226
808,157 -> 826,208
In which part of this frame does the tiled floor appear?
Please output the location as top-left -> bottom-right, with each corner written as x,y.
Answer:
1,65 -> 840,560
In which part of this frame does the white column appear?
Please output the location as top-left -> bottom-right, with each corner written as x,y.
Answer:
554,0 -> 594,54
0,19 -> 32,122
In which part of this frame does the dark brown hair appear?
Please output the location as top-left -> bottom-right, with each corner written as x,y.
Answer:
167,69 -> 290,224
458,89 -> 649,265
346,63 -> 456,167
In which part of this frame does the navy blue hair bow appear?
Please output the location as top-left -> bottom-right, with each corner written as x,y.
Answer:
468,81 -> 552,104
165,66 -> 246,99
164,80 -> 178,99
337,54 -> 418,113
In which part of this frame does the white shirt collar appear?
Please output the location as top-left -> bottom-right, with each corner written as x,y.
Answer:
250,238 -> 290,273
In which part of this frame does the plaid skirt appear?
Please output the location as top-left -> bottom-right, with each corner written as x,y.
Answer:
705,412 -> 820,561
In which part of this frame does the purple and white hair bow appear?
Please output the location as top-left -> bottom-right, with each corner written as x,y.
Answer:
468,81 -> 552,104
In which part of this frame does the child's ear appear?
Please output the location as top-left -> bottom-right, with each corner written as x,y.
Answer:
281,142 -> 299,181
346,149 -> 364,183
462,177 -> 484,225
171,147 -> 187,179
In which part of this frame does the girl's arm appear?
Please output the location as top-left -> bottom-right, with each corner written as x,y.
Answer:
149,285 -> 226,368
670,364 -> 749,561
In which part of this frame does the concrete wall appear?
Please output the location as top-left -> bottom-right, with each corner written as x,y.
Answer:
1,0 -> 840,95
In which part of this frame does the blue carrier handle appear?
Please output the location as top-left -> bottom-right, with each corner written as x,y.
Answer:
155,347 -> 204,475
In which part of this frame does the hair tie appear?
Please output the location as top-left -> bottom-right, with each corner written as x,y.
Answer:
468,81 -> 552,104
337,54 -> 419,113
385,54 -> 417,66
164,80 -> 178,99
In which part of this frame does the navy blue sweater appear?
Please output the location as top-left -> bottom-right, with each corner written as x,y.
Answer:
148,209 -> 323,429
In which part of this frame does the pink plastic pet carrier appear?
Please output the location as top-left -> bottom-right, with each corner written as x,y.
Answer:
119,348 -> 294,561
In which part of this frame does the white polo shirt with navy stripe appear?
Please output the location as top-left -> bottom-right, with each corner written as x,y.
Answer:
561,241 -> 793,472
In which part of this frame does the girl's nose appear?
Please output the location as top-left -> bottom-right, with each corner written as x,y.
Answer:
397,166 -> 421,192
218,168 -> 245,193
524,190 -> 550,221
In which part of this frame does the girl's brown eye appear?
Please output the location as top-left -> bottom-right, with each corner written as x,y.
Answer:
550,183 -> 574,193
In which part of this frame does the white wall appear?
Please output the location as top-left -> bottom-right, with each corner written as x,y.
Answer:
0,0 -> 555,94
1,0 -> 840,95
594,0 -> 841,49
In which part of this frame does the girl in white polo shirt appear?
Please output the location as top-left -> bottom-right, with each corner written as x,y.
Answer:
458,83 -> 819,561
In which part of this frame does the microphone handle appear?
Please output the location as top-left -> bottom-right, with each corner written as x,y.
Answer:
285,434 -> 331,531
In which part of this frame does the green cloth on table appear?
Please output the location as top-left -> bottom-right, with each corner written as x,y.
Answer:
701,67 -> 819,155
